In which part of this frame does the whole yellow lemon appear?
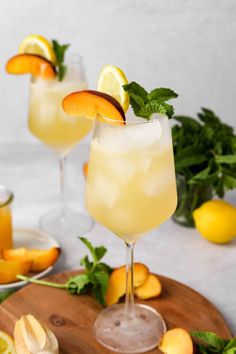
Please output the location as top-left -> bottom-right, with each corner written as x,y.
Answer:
193,200 -> 236,244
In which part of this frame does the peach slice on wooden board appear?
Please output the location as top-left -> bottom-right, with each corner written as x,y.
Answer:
6,54 -> 56,79
105,263 -> 149,306
62,90 -> 126,125
159,328 -> 194,354
134,273 -> 162,299
0,260 -> 32,284
2,247 -> 60,272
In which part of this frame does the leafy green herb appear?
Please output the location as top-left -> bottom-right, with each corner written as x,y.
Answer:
191,331 -> 236,353
172,108 -> 236,226
123,81 -> 178,119
52,39 -> 70,81
17,237 -> 113,306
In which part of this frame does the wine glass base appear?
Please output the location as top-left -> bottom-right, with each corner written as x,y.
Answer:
94,303 -> 166,353
39,207 -> 94,238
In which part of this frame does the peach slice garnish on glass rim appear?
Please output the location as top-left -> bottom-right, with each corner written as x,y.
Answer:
6,53 -> 56,80
2,247 -> 60,272
62,90 -> 126,125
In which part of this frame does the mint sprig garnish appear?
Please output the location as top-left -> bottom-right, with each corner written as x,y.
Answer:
17,237 -> 113,306
123,81 -> 178,119
191,331 -> 236,353
52,39 -> 70,81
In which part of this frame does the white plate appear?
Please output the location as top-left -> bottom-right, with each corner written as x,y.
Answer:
0,227 -> 60,291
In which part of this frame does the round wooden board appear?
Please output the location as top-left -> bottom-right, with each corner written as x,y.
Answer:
0,270 -> 232,354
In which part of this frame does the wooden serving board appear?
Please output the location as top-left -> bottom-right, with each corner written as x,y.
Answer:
0,270 -> 232,354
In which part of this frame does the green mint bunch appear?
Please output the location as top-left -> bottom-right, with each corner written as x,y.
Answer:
172,108 -> 236,198
17,237 -> 113,306
52,39 -> 70,81
191,331 -> 236,353
123,81 -> 178,119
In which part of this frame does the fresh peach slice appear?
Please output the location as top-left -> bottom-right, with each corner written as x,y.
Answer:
62,90 -> 125,125
83,162 -> 88,178
29,248 -> 60,272
105,263 -> 149,306
2,247 -> 60,272
134,273 -> 162,300
6,54 -> 56,79
0,260 -> 32,284
159,328 -> 194,354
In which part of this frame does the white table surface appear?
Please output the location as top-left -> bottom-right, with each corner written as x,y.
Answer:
1,142 -> 236,334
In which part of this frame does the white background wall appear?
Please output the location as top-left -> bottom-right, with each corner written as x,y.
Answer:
0,0 -> 235,143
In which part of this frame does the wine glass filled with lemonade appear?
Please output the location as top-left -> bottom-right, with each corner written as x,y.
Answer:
6,35 -> 94,237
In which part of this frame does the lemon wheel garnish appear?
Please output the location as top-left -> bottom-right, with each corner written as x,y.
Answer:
18,34 -> 56,64
97,64 -> 130,113
0,330 -> 16,354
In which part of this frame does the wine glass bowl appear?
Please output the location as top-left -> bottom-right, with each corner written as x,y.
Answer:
28,56 -> 94,237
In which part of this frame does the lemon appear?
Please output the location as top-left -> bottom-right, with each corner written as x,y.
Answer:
0,330 -> 16,354
193,200 -> 236,244
97,64 -> 130,112
18,34 -> 56,64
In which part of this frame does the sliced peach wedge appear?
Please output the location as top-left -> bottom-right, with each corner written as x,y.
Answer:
159,328 -> 194,354
62,90 -> 126,125
105,263 -> 149,306
0,259 -> 32,284
6,54 -> 56,80
2,247 -> 60,272
134,273 -> 162,300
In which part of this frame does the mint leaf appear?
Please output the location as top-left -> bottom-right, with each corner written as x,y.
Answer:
128,93 -> 145,116
191,331 -> 227,350
123,81 -> 148,100
223,338 -> 236,353
94,262 -> 113,274
57,64 -> 67,82
80,255 -> 93,271
215,155 -> 236,164
91,271 -> 109,305
52,39 -> 70,81
138,101 -> 174,119
79,236 -> 98,264
174,116 -> 201,133
123,81 -> 178,120
175,146 -> 208,169
198,108 -> 220,125
223,175 -> 236,189
190,166 -> 211,181
224,349 -> 236,354
66,274 -> 91,294
147,88 -> 178,102
94,246 -> 107,262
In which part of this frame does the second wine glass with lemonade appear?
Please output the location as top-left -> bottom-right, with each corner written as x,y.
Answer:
62,65 -> 178,353
6,35 -> 94,237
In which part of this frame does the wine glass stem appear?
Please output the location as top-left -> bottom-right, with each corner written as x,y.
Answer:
59,155 -> 67,215
125,241 -> 135,320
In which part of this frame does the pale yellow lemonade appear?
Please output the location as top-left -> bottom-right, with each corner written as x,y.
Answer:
28,75 -> 93,156
86,114 -> 177,242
